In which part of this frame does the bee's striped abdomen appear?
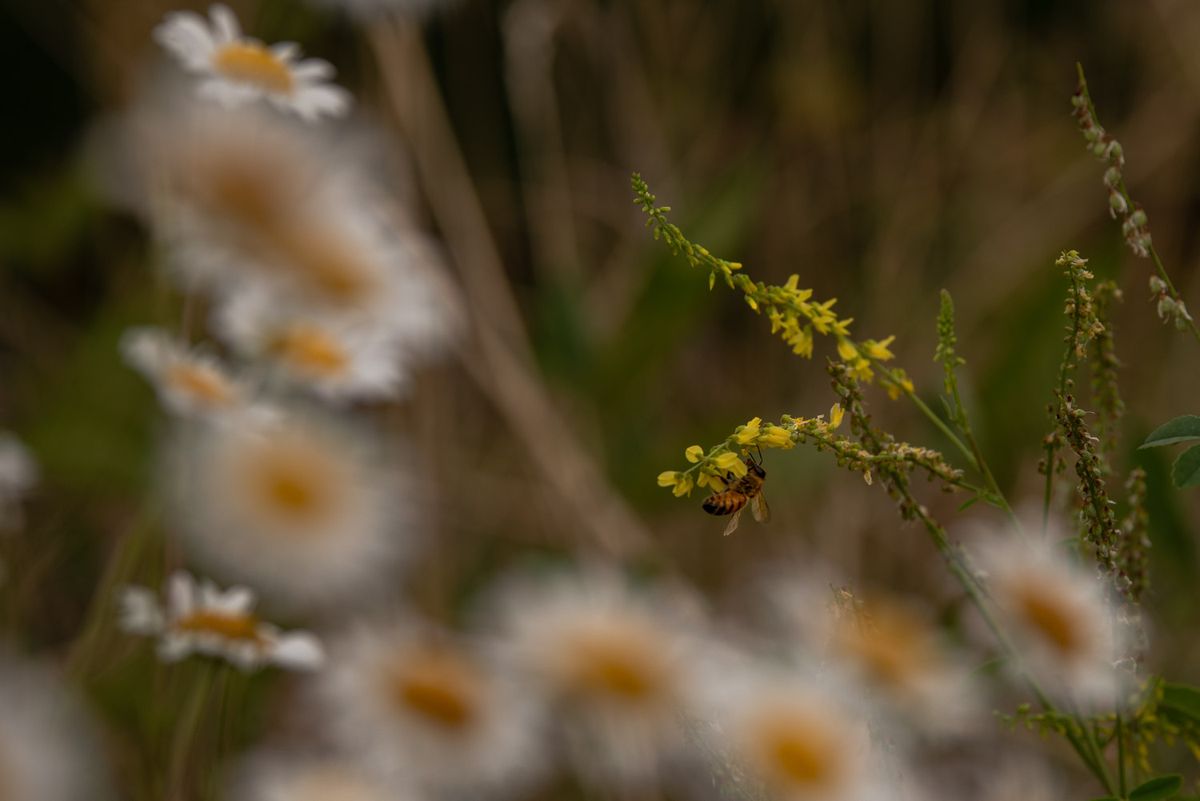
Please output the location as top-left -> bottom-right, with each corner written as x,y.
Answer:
702,491 -> 748,516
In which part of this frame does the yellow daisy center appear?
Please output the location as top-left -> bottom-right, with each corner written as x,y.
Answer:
563,620 -> 672,704
384,648 -> 482,731
753,710 -> 846,793
268,324 -> 350,378
835,606 -> 937,692
174,610 -> 262,642
1014,584 -> 1083,657
212,43 -> 294,95
274,224 -> 377,306
165,363 -> 235,407
235,434 -> 344,532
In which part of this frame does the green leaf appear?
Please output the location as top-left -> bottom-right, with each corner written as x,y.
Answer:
1129,775 -> 1183,801
1161,682 -> 1200,722
1172,445 -> 1200,489
1140,415 -> 1200,449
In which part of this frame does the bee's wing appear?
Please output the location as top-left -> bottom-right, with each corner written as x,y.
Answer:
751,492 -> 770,523
723,507 -> 744,537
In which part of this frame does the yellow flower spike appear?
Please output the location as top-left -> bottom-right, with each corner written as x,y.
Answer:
863,336 -> 896,361
713,451 -> 748,477
685,445 -> 705,464
851,358 -> 874,382
734,417 -> 763,445
671,475 -> 695,497
837,339 -> 859,362
759,424 -> 793,448
657,471 -> 680,488
829,403 -> 845,429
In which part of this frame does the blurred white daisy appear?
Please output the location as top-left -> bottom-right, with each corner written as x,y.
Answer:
229,751 -> 414,801
165,408 -> 414,611
119,103 -> 461,346
214,289 -> 411,403
0,432 -> 38,532
821,591 -> 978,734
973,534 -> 1121,707
121,326 -> 244,417
119,571 -> 325,671
315,620 -> 543,795
490,565 -> 709,789
155,4 -> 350,121
0,654 -> 113,801
710,670 -> 884,801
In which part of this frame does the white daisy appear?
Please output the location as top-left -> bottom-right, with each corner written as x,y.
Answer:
121,326 -> 244,417
821,594 -> 978,734
706,669 -> 885,801
118,571 -> 325,671
229,751 -> 416,801
973,534 -> 1122,707
122,103 -> 462,345
154,4 -> 351,121
315,620 -> 544,796
0,432 -> 38,532
489,565 -> 709,789
214,289 -> 412,403
0,654 -> 114,801
165,408 -> 415,612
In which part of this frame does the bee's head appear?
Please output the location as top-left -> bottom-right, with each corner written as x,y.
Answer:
745,458 -> 766,479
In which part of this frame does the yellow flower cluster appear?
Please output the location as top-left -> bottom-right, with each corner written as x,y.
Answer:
633,174 -> 908,394
657,406 -> 845,497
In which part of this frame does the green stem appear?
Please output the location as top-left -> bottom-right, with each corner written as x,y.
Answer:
167,662 -> 218,800
898,483 -> 1115,795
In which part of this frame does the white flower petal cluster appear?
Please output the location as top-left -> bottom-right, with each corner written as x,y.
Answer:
121,326 -> 245,418
119,571 -> 325,671
165,408 -> 413,612
314,619 -> 544,796
488,565 -> 712,789
973,533 -> 1123,708
0,654 -> 114,801
155,4 -> 350,121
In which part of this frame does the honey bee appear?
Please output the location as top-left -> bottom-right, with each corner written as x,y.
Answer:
701,451 -> 769,536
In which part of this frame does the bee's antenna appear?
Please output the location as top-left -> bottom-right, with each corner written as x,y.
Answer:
754,444 -> 764,465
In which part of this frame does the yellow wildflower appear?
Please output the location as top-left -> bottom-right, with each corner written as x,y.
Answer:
745,296 -> 759,312
713,451 -> 749,478
672,475 -> 695,497
863,336 -> 896,361
759,425 -> 793,449
836,339 -> 859,362
685,445 -> 705,464
657,471 -> 680,488
849,358 -> 874,382
829,403 -> 845,429
734,417 -> 763,445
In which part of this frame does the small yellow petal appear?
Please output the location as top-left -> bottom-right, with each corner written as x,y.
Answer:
713,451 -> 748,477
837,339 -> 859,362
685,445 -> 705,464
829,403 -> 845,429
672,475 -> 694,497
657,471 -> 679,487
760,425 -> 793,448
